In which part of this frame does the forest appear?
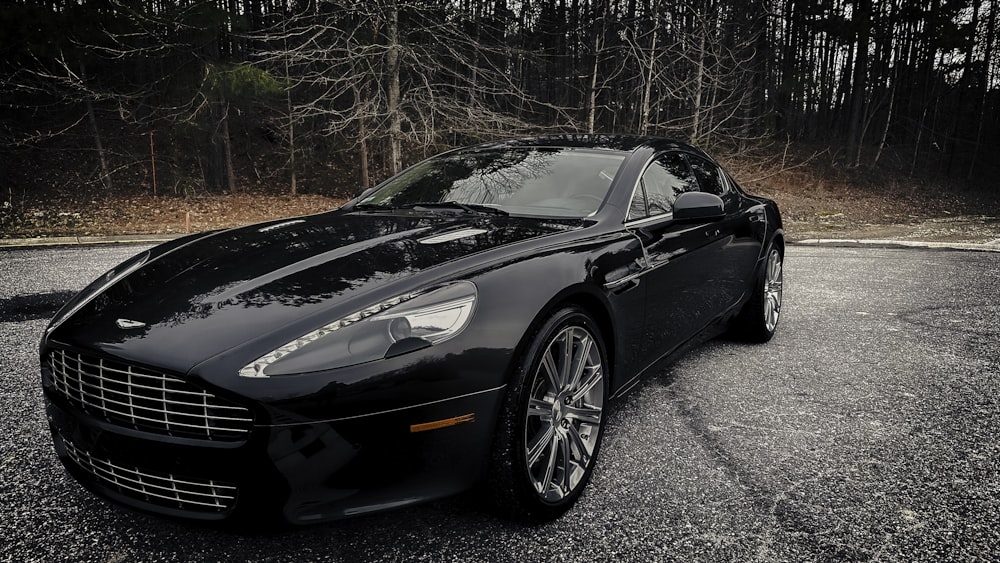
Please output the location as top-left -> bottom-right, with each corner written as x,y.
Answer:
1,0 -> 998,203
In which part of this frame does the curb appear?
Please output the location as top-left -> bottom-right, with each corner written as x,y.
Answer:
791,238 -> 1000,253
0,234 -> 181,249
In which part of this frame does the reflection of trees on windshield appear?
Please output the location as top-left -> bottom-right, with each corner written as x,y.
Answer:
449,150 -> 552,204
370,149 -> 535,205
366,148 -> 625,215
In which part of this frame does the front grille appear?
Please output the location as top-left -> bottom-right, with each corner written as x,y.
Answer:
47,349 -> 253,441
61,434 -> 237,513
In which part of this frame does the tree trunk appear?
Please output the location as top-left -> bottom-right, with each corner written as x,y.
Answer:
353,82 -> 370,189
387,1 -> 403,174
691,31 -> 706,144
846,0 -> 871,167
586,29 -> 602,134
638,11 -> 658,135
222,99 -> 236,193
284,33 -> 297,195
947,0 -> 979,176
872,86 -> 895,167
80,63 -> 112,191
286,96 -> 296,196
969,0 -> 998,180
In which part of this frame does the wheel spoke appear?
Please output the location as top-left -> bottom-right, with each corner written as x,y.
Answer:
571,366 -> 603,402
540,349 -> 560,393
558,430 -> 572,494
565,404 -> 602,425
767,292 -> 780,309
526,425 -> 555,467
527,397 -> 553,421
540,433 -> 560,493
567,334 -> 592,392
566,423 -> 593,466
558,330 -> 573,388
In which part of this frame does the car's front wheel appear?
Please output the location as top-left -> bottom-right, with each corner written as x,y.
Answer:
487,306 -> 608,523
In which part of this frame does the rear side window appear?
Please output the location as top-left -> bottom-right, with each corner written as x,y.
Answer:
687,156 -> 729,197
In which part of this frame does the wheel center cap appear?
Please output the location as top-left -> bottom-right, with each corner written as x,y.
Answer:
551,395 -> 573,427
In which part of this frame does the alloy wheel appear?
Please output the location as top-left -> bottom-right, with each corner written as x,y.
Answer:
764,248 -> 783,332
523,324 -> 605,502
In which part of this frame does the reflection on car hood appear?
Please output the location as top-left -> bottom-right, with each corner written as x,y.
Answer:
51,211 -> 576,373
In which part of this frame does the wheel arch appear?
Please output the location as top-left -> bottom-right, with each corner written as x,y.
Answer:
506,284 -> 617,390
771,230 -> 786,253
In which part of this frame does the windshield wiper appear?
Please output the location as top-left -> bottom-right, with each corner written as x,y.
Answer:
352,202 -> 411,212
407,201 -> 509,216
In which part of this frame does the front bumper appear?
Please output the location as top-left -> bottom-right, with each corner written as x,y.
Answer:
45,382 -> 505,525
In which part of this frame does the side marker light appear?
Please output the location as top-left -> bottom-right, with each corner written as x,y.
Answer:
409,413 -> 476,433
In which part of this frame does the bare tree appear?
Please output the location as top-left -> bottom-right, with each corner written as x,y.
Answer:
253,0 -> 553,185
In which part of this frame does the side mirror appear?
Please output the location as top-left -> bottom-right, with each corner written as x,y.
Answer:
355,187 -> 376,200
672,192 -> 725,222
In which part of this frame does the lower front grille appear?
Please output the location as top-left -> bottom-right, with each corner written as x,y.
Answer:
61,435 -> 237,513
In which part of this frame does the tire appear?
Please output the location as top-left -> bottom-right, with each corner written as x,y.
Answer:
732,243 -> 783,342
486,306 -> 609,523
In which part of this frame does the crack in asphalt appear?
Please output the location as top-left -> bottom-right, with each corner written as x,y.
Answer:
663,381 -> 873,562
897,304 -> 1000,337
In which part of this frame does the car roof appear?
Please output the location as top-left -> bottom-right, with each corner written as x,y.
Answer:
469,135 -> 711,159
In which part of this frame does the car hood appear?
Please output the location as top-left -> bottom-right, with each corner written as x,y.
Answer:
49,210 -> 576,373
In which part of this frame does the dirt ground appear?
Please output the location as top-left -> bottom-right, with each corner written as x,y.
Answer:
3,176 -> 999,244
757,188 -> 1000,243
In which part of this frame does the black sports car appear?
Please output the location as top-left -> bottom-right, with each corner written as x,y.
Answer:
41,136 -> 783,525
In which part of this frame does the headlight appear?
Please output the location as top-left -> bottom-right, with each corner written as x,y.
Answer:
239,281 -> 477,378
45,250 -> 151,335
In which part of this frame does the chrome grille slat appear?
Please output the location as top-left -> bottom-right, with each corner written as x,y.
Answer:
60,377 -> 250,414
57,355 -> 216,397
55,389 -> 253,431
61,436 -> 236,512
48,349 -> 252,441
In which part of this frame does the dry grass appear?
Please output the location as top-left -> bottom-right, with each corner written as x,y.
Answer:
3,145 -> 999,242
2,192 -> 346,237
722,145 -> 1000,242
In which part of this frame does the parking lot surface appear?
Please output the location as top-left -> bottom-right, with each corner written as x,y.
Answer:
1,245 -> 997,562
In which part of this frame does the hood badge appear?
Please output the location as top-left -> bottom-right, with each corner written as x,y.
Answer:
116,318 -> 147,330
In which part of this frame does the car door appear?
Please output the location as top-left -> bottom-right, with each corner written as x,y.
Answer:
684,154 -> 763,312
626,152 -> 725,368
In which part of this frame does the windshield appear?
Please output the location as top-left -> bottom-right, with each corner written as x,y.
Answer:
357,147 -> 627,218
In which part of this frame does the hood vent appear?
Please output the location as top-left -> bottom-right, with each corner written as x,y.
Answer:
419,228 -> 488,245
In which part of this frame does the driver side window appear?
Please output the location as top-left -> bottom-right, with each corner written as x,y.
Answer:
627,153 -> 698,221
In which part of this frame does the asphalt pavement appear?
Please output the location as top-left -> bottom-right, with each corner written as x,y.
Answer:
1,244 -> 998,562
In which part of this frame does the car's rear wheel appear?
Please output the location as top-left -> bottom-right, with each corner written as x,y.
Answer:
487,306 -> 608,523
732,243 -> 783,342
